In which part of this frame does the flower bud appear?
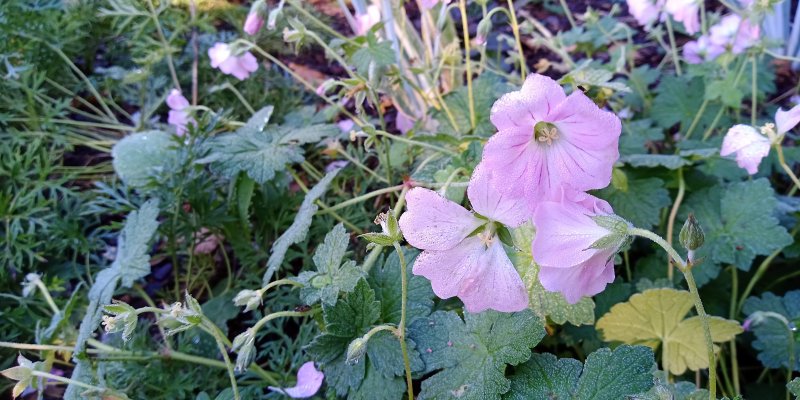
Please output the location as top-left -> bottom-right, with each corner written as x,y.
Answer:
102,301 -> 138,341
345,336 -> 368,365
679,213 -> 704,251
243,0 -> 267,36
233,289 -> 263,312
232,328 -> 257,372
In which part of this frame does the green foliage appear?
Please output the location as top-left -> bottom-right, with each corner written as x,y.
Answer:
651,76 -> 720,132
789,378 -> 800,399
435,75 -> 511,137
112,130 -> 178,188
506,345 -> 655,400
597,288 -> 742,375
742,290 -> 800,371
295,223 -> 364,306
596,177 -> 670,230
681,179 -> 793,285
408,309 -> 545,400
305,279 -> 426,399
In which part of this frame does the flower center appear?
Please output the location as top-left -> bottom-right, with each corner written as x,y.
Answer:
533,121 -> 560,146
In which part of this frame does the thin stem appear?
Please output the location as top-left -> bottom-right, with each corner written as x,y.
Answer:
664,17 -> 683,76
665,168 -> 685,280
205,321 -> 240,400
223,83 -> 256,114
775,143 -> 800,191
190,0 -> 198,106
252,310 -> 314,332
145,0 -> 180,89
261,278 -> 303,293
558,0 -> 576,29
33,280 -> 60,315
682,269 -> 717,400
684,100 -> 709,140
317,185 -> 405,215
506,0 -> 527,79
31,370 -> 106,392
287,0 -> 350,41
458,0 -> 476,130
737,226 -> 798,313
374,130 -> 458,156
393,243 -> 414,400
289,170 -> 363,233
751,56 -> 758,125
729,266 -> 741,395
628,227 -> 686,267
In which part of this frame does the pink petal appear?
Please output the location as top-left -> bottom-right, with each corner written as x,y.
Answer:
413,237 -> 483,300
239,52 -> 259,73
399,188 -> 483,251
396,111 -> 414,134
720,124 -> 770,175
167,89 -> 189,110
208,43 -> 230,68
458,240 -> 529,312
538,251 -> 615,304
490,73 -> 566,131
468,162 -> 530,227
244,12 -> 264,35
626,0 -> 662,26
269,361 -> 324,398
665,0 -> 699,34
168,109 -> 188,135
531,200 -> 610,268
776,104 -> 800,134
354,5 -> 380,35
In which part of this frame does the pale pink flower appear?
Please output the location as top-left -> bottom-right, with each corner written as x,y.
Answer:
720,125 -> 770,175
481,73 -> 621,215
354,5 -> 381,36
396,111 -> 414,134
399,165 -> 529,313
337,119 -> 355,133
683,36 -> 724,64
268,361 -> 324,398
208,42 -> 259,80
709,14 -> 760,54
532,189 -> 624,304
167,89 -> 193,136
665,0 -> 700,34
626,0 -> 664,27
775,104 -> 800,134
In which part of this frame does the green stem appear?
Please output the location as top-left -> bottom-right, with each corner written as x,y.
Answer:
287,0 -> 351,41
374,130 -> 458,156
393,243 -> 414,400
558,0 -> 576,29
729,266 -> 741,395
146,0 -> 181,90
775,143 -> 800,191
751,56 -> 758,125
252,310 -> 314,333
664,17 -> 683,76
506,0 -> 527,79
33,280 -> 60,315
206,321 -> 240,400
31,370 -> 107,392
684,100 -> 708,140
629,227 -> 716,399
458,0 -> 476,130
316,185 -> 405,215
665,168 -> 685,281
737,226 -> 799,313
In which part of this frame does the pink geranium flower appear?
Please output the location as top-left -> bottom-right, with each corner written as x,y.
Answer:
167,89 -> 192,136
720,125 -> 770,175
532,188 -> 627,304
626,0 -> 664,27
664,0 -> 700,34
399,165 -> 529,313
481,73 -> 621,214
243,0 -> 267,35
208,42 -> 259,80
709,14 -> 760,54
420,0 -> 452,10
776,104 -> 800,135
683,36 -> 724,64
354,5 -> 381,36
268,361 -> 324,398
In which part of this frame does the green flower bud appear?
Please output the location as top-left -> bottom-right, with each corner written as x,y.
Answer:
679,213 -> 704,251
345,336 -> 369,365
232,328 -> 257,372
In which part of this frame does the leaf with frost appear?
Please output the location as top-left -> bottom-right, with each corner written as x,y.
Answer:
295,223 -> 364,306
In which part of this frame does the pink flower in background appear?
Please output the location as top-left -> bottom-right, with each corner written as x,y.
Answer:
396,111 -> 414,134
354,5 -> 381,36
626,0 -> 664,27
709,14 -> 760,54
244,12 -> 264,35
208,42 -> 258,80
337,119 -> 355,133
532,189 -> 626,304
481,73 -> 621,215
399,165 -> 529,313
420,0 -> 452,10
167,89 -> 192,136
665,0 -> 700,34
683,36 -> 724,64
268,361 -> 324,398
720,125 -> 770,175
775,104 -> 800,134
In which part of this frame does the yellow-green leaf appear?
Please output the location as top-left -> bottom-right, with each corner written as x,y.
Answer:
596,288 -> 742,375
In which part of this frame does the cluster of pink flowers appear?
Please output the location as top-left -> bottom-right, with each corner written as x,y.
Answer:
684,14 -> 760,64
401,74 -> 625,309
626,0 -> 700,34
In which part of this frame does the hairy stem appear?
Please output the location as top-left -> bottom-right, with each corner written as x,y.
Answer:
506,0 -> 527,79
458,0 -> 476,129
664,17 -> 683,76
393,243 -> 415,400
665,168 -> 686,280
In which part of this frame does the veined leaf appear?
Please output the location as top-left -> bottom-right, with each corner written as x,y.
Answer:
295,224 -> 364,306
596,288 -> 742,375
742,290 -> 800,371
